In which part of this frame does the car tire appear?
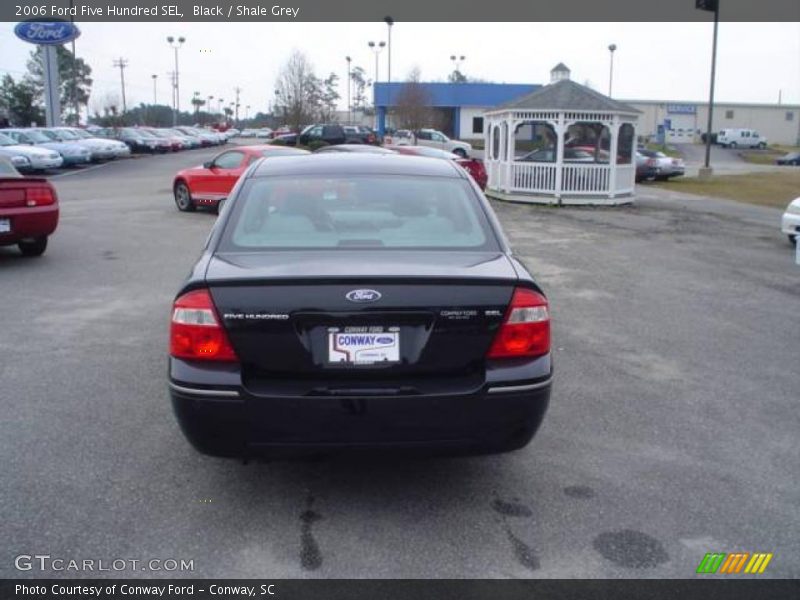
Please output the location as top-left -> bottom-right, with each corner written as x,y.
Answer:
453,148 -> 467,158
216,198 -> 226,215
729,141 -> 737,149
790,235 -> 797,246
174,182 -> 195,212
18,236 -> 48,257
758,142 -> 766,150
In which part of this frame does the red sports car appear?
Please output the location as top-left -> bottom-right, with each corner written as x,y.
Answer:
0,157 -> 59,257
173,145 -> 309,213
385,145 -> 488,190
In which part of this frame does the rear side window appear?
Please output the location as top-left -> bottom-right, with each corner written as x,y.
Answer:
219,175 -> 496,251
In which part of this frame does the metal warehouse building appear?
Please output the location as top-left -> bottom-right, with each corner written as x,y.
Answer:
373,76 -> 800,146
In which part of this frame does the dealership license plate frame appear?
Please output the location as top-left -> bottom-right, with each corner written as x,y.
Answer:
327,326 -> 401,365
0,218 -> 10,234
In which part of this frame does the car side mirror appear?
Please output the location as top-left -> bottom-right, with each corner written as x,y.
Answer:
203,161 -> 213,169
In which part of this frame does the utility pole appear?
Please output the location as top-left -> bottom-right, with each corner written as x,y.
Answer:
112,58 -> 128,114
696,0 -> 719,177
69,0 -> 79,124
234,87 -> 241,126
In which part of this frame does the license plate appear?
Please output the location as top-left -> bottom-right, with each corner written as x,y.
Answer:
328,327 -> 400,364
0,219 -> 10,234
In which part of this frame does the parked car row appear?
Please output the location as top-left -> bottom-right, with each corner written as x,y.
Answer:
0,127 -> 130,172
90,126 -> 232,153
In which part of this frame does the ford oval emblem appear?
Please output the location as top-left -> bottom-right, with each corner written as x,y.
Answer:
345,289 -> 382,303
14,21 -> 81,46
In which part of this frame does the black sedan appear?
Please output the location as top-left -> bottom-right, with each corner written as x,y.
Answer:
169,154 -> 552,458
776,152 -> 800,166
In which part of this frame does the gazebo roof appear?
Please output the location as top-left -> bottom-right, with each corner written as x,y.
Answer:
495,79 -> 641,114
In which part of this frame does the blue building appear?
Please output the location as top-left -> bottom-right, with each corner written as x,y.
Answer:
373,82 -> 541,139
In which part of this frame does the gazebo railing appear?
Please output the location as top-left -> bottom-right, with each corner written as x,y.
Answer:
510,163 -> 557,193
496,162 -> 636,196
561,164 -> 610,194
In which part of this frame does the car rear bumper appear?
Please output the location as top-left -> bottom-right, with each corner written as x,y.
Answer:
781,212 -> 800,237
169,376 -> 551,458
0,205 -> 59,245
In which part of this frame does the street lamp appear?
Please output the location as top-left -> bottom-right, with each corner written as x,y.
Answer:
245,104 -> 250,121
217,97 -> 224,115
345,56 -> 352,124
608,44 -> 617,97
166,35 -> 185,126
151,74 -> 158,104
450,54 -> 466,80
368,42 -> 386,85
696,0 -> 719,175
384,16 -> 394,132
368,42 -> 386,130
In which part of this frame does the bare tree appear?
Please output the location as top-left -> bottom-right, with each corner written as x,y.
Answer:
394,67 -> 435,138
274,50 -> 319,130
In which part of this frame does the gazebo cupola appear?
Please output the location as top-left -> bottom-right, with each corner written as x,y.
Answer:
483,64 -> 641,206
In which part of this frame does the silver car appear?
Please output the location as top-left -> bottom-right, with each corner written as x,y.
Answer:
41,128 -> 116,161
0,132 -> 63,171
67,128 -> 131,158
4,128 -> 91,166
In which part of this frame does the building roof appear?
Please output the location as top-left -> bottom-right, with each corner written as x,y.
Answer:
497,79 -> 641,114
551,63 -> 570,73
374,82 -> 541,108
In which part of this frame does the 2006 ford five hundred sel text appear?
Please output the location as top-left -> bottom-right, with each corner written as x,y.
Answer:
168,153 -> 552,458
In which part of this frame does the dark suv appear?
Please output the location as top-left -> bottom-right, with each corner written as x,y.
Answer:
298,124 -> 367,147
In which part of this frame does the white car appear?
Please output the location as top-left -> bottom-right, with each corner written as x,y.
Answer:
0,132 -> 63,171
781,197 -> 800,245
395,129 -> 472,157
717,128 -> 768,149
254,128 -> 273,138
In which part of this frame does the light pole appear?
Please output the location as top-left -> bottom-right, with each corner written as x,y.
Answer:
384,16 -> 394,132
217,98 -> 224,116
368,42 -> 386,86
697,0 -> 719,175
368,42 -> 386,130
345,56 -> 352,124
608,44 -> 617,97
151,74 -> 158,104
245,104 -> 250,121
166,36 -> 185,126
450,54 -> 466,80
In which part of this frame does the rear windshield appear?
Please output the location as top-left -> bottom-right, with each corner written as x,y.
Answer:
219,175 -> 496,251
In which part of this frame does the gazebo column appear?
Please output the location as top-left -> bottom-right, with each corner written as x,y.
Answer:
501,120 -> 510,193
506,120 -> 517,191
554,116 -> 566,201
608,116 -> 619,198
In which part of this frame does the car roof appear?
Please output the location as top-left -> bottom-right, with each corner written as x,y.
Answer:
250,153 -> 463,179
232,145 -> 309,154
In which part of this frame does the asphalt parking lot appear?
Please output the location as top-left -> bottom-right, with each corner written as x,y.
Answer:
1,145 -> 798,579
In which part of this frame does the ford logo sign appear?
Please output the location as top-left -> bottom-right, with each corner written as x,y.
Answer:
14,21 -> 81,46
345,289 -> 382,303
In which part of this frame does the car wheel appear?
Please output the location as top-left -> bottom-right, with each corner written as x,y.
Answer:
790,235 -> 797,246
216,198 -> 226,215
729,141 -> 737,149
453,148 -> 467,158
18,236 -> 48,257
174,182 -> 195,212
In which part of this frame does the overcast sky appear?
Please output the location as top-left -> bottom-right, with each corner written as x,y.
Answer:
1,21 -> 798,115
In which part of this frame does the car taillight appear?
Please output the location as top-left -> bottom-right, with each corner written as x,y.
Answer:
170,289 -> 238,362
487,288 -> 550,359
25,187 -> 56,207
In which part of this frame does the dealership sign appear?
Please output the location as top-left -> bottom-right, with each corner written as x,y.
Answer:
666,103 -> 697,115
14,20 -> 81,45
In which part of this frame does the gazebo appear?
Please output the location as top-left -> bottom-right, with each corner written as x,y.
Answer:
484,64 -> 641,206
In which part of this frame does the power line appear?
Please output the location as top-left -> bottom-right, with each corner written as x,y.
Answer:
112,57 -> 128,113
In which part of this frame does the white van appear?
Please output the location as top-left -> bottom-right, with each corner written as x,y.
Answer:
717,129 -> 768,149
